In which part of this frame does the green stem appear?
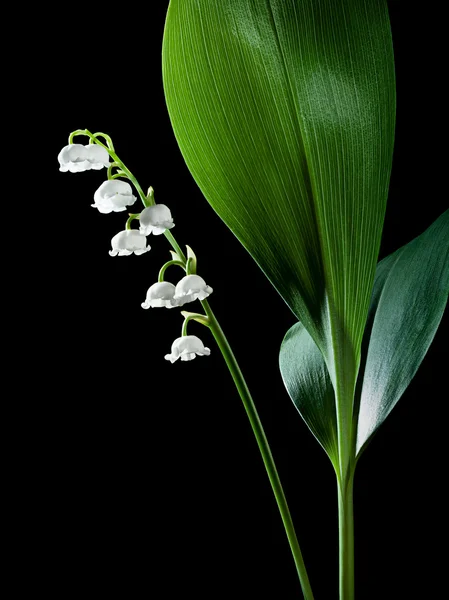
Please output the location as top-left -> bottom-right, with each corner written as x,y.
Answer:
158,260 -> 185,282
69,129 -> 312,596
126,214 -> 139,230
107,149 -> 148,208
72,130 -> 150,208
68,129 -> 86,144
337,470 -> 355,600
199,297 -> 314,600
107,162 -> 120,179
164,230 -> 186,263
91,131 -> 115,151
181,316 -> 193,337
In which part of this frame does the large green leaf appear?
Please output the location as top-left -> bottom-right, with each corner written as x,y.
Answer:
355,210 -> 449,457
163,0 -> 395,467
279,321 -> 338,468
279,212 -> 448,467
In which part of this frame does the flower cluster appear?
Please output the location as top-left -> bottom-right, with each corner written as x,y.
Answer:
58,144 -> 110,173
59,135 -> 212,363
142,275 -> 213,309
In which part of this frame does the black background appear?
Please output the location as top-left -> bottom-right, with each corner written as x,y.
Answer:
22,2 -> 447,598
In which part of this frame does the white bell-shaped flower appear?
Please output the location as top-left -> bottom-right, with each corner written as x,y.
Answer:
92,180 -> 137,214
109,229 -> 151,256
139,204 -> 175,235
173,275 -> 213,306
141,282 -> 177,309
165,335 -> 211,363
58,144 -> 110,172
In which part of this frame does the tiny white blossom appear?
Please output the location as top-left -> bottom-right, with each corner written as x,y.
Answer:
142,282 -> 177,309
173,275 -> 213,306
164,335 -> 211,363
92,180 -> 137,214
139,204 -> 175,235
58,143 -> 110,172
109,230 -> 151,256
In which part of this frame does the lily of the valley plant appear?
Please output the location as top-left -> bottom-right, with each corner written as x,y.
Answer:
59,1 -> 448,598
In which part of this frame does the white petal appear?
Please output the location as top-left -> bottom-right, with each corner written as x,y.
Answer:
58,145 -> 101,173
172,282 -> 213,305
165,353 -> 178,363
111,229 -> 149,254
139,224 -> 155,236
95,180 -> 133,198
174,275 -> 210,298
109,203 -> 128,212
67,160 -> 92,173
58,144 -> 87,166
91,203 -> 113,214
146,281 -> 176,300
173,294 -> 192,306
152,222 -> 175,235
167,336 -> 209,363
140,204 -> 175,235
134,246 -> 151,255
110,231 -> 125,250
143,282 -> 178,308
177,335 -> 208,355
86,144 -> 110,167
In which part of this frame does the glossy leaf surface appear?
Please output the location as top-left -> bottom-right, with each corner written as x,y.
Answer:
355,210 -> 449,456
280,321 -> 337,467
163,0 -> 396,425
280,211 -> 448,465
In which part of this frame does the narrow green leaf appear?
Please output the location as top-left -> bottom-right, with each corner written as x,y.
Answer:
186,245 -> 197,274
279,322 -> 338,468
355,211 -> 449,457
163,0 -> 396,468
180,310 -> 209,327
169,250 -> 184,263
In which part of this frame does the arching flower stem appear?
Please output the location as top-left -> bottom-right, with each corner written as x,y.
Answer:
68,130 -> 186,262
107,162 -> 121,179
91,132 -> 115,152
158,260 -> 186,283
180,311 -> 210,328
126,214 -> 140,230
181,317 -> 190,337
107,163 -> 128,181
69,129 -> 151,209
181,314 -> 207,337
65,130 -> 313,596
68,129 -> 87,144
